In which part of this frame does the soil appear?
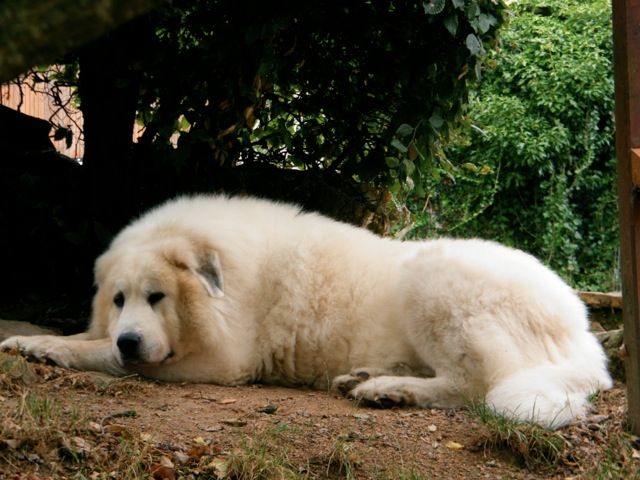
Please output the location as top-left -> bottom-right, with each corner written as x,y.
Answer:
0,355 -> 635,480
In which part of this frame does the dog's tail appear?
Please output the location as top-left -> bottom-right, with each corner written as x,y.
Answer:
485,347 -> 612,429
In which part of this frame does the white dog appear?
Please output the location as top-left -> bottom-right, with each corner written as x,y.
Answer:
1,195 -> 612,428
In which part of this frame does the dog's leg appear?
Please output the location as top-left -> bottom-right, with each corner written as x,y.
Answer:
346,375 -> 465,409
1,335 -> 125,376
332,364 -> 435,396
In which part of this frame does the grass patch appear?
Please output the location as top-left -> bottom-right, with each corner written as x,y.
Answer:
0,364 -> 155,479
467,401 -> 565,470
0,389 -> 155,479
396,471 -> 428,480
224,424 -> 304,480
325,437 -> 360,480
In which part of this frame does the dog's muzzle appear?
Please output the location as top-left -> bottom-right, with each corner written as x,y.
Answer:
116,331 -> 142,363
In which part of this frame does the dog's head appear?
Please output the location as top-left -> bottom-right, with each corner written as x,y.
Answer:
90,234 -> 224,367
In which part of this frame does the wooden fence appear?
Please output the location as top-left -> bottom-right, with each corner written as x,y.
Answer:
0,77 -> 84,159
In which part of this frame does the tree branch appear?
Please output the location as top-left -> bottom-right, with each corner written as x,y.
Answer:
0,0 -> 163,83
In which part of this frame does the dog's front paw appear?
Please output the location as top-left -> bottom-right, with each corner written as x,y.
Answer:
348,377 -> 415,408
332,369 -> 373,395
1,335 -> 73,368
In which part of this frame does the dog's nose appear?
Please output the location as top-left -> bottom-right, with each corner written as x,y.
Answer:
117,332 -> 141,362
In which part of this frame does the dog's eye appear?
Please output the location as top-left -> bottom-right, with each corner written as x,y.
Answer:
113,292 -> 125,308
148,292 -> 165,306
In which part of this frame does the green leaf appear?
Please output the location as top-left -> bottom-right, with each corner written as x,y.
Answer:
478,13 -> 497,33
466,1 -> 481,18
403,159 -> 416,176
444,14 -> 459,36
452,0 -> 465,9
396,123 -> 414,137
429,113 -> 444,130
389,179 -> 402,195
465,34 -> 483,56
385,157 -> 400,168
474,61 -> 483,80
391,138 -> 408,153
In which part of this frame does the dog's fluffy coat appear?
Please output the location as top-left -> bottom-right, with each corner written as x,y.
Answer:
1,195 -> 612,428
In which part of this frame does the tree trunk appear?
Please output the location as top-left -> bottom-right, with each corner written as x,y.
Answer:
78,18 -> 152,246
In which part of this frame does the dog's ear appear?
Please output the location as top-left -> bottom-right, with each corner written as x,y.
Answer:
193,252 -> 224,298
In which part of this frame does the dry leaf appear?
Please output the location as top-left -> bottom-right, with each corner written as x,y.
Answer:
205,457 -> 228,477
445,441 -> 464,450
1,439 -> 19,449
187,444 -> 209,461
150,464 -> 176,480
88,421 -> 102,433
219,398 -> 237,405
72,436 -> 92,452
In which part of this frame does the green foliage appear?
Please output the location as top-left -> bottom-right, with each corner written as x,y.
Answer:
137,0 -> 506,195
407,0 -> 617,290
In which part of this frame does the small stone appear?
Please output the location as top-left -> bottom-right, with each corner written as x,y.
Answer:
259,404 -> 278,414
353,413 -> 371,421
198,424 -> 223,432
220,418 -> 247,427
173,451 -> 190,465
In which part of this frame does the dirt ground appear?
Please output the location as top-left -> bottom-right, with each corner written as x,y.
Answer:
0,353 -> 637,480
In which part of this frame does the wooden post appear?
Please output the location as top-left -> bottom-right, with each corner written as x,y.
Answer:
612,0 -> 640,435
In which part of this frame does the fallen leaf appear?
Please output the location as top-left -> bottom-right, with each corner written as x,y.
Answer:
159,455 -> 174,468
105,424 -> 123,434
72,436 -> 92,452
205,457 -> 228,477
219,398 -> 237,405
187,444 -> 210,462
446,441 -> 464,450
1,439 -> 19,449
150,464 -> 176,480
